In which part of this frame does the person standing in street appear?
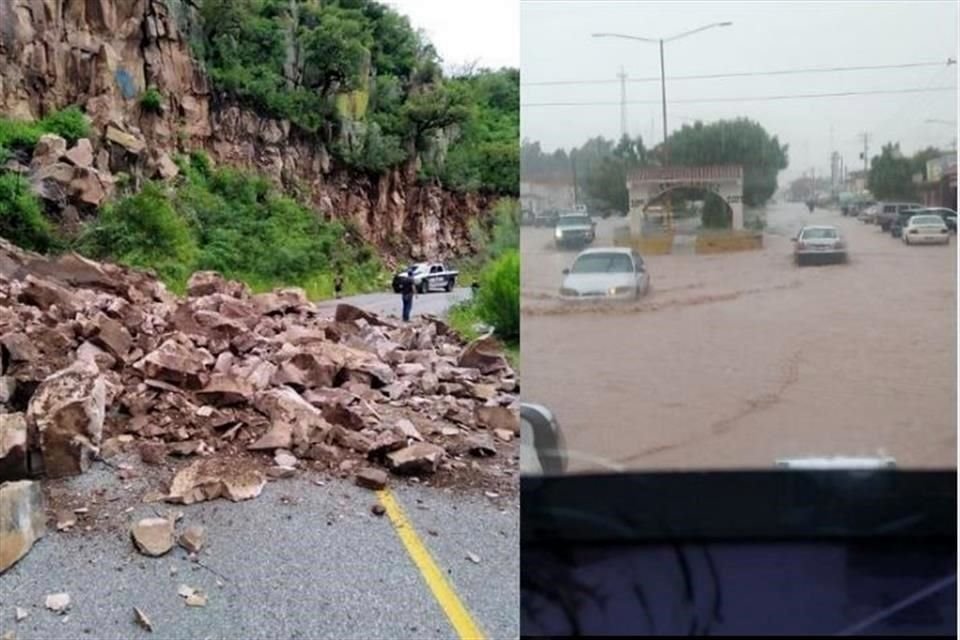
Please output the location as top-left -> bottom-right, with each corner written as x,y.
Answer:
399,266 -> 416,321
334,273 -> 344,299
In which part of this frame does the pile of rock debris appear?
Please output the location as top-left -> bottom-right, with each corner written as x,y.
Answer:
0,238 -> 518,572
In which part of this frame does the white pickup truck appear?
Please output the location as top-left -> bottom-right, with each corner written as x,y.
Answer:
392,262 -> 459,294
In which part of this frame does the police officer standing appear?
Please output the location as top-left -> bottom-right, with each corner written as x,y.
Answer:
399,266 -> 416,322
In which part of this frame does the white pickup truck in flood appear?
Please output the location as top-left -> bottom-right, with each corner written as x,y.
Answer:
392,262 -> 459,293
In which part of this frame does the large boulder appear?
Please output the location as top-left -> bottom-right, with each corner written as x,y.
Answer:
19,274 -> 81,316
166,458 -> 266,505
105,126 -> 145,155
30,134 -> 67,169
457,336 -> 509,375
270,350 -> 338,390
334,304 -> 394,328
26,360 -> 106,478
69,167 -> 107,207
386,443 -> 445,475
86,313 -> 133,362
248,388 -> 331,451
186,271 -> 229,298
196,374 -> 254,407
64,139 -> 94,168
134,338 -> 214,389
0,413 -> 29,481
0,480 -> 46,573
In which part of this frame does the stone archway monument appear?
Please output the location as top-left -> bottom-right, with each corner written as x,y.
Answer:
627,165 -> 744,236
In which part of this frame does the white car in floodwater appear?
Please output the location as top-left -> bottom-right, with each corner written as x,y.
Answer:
902,214 -> 950,245
559,247 -> 650,301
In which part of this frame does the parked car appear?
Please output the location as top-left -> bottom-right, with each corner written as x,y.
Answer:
876,201 -> 924,231
391,262 -> 458,293
554,212 -> 596,249
793,225 -> 847,265
858,204 -> 880,224
846,200 -> 875,217
890,209 -> 921,238
902,214 -> 950,245
559,248 -> 650,300
921,207 -> 957,232
534,209 -> 560,227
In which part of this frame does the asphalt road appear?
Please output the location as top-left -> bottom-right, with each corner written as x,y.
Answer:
315,288 -> 472,320
0,464 -> 519,640
522,202 -> 956,471
1,289 -> 518,640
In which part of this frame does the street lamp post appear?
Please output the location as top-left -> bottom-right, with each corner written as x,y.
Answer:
593,22 -> 732,166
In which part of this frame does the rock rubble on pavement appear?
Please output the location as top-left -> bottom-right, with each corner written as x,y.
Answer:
0,238 -> 518,570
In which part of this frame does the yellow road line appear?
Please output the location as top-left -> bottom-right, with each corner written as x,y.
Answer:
377,489 -> 486,640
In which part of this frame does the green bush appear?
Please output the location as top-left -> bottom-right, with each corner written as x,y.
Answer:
475,249 -> 519,342
460,198 -> 519,282
0,173 -> 60,253
76,155 -> 384,296
41,107 -> 90,143
0,107 -> 90,150
77,182 -> 199,286
140,88 -> 164,114
0,119 -> 43,150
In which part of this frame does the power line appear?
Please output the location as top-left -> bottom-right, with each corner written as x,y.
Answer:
522,58 -> 957,86
522,85 -> 957,107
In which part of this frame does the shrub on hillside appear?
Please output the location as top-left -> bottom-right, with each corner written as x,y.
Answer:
76,156 -> 384,296
78,182 -> 198,286
140,88 -> 164,114
0,107 -> 90,150
475,249 -> 519,342
0,174 -> 60,253
41,106 -> 90,143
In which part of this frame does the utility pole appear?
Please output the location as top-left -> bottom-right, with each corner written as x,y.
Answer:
571,152 -> 579,208
858,132 -> 870,175
659,38 -> 668,165
618,66 -> 628,141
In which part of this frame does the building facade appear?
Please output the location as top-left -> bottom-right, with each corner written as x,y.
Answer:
520,177 -> 576,215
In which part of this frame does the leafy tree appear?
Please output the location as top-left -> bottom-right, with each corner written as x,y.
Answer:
402,83 -> 470,151
440,69 -> 519,194
193,0 -> 516,192
663,118 -> 789,206
299,4 -> 372,93
868,142 -> 916,200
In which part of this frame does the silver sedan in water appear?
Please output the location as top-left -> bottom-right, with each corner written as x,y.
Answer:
559,248 -> 651,300
793,225 -> 847,265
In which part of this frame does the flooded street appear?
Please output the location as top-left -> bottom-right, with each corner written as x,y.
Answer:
521,202 -> 957,471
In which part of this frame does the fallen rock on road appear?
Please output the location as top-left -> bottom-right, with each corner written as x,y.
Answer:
131,517 -> 175,556
0,480 -> 46,573
0,237 -> 518,570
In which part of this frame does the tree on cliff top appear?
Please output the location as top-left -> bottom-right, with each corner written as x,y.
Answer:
196,0 -> 517,194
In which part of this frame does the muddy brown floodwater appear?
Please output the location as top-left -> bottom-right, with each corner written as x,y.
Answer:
521,203 -> 957,471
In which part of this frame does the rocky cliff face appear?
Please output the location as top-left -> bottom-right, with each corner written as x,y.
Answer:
0,0 -> 494,260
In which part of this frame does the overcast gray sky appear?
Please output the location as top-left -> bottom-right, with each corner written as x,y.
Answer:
388,0 -> 519,71
521,0 -> 958,184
